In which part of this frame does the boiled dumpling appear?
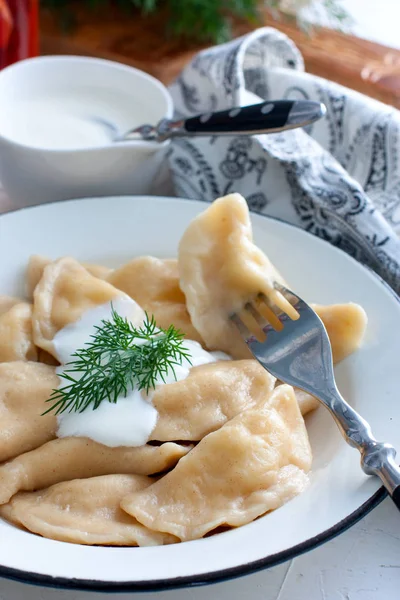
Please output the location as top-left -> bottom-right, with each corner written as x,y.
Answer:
108,256 -> 203,342
312,303 -> 367,363
32,257 -> 144,358
121,385 -> 311,541
178,194 -> 286,357
290,387 -> 319,416
274,381 -> 320,417
151,360 -> 275,441
0,295 -> 21,316
26,255 -> 52,298
37,349 -> 60,366
0,437 -> 192,504
0,475 -> 177,546
81,262 -> 113,281
178,194 -> 367,366
27,255 -> 112,298
0,362 -> 58,463
0,302 -> 38,362
108,257 -> 184,305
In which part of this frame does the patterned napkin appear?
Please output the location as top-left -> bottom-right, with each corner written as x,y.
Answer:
167,27 -> 400,293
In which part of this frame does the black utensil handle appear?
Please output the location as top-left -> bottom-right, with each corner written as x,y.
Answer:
183,100 -> 322,135
391,485 -> 400,510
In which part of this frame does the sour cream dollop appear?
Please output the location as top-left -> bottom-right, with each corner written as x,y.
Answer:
53,297 -> 230,447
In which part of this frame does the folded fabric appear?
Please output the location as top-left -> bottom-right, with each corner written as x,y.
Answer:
167,27 -> 400,293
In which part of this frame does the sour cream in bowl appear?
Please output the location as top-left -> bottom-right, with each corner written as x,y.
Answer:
0,55 -> 173,207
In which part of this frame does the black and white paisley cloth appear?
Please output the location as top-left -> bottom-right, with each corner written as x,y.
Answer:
167,27 -> 400,292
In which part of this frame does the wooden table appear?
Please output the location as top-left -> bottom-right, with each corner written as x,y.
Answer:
39,5 -> 400,108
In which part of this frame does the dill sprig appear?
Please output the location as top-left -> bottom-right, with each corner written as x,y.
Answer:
44,308 -> 192,416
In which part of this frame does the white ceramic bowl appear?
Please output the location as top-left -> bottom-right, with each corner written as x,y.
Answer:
0,57 -> 173,208
0,195 -> 399,592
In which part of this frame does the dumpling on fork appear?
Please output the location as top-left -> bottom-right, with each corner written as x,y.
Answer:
178,193 -> 292,358
178,193 -> 367,365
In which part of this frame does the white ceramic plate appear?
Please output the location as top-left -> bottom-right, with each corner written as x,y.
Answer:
0,195 -> 398,592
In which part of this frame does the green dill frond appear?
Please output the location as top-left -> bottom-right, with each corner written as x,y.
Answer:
43,309 -> 192,416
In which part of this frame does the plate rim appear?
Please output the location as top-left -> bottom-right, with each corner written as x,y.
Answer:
0,195 -> 393,592
0,488 -> 386,593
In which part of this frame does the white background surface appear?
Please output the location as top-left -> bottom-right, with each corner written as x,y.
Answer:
0,1 -> 399,598
304,0 -> 400,50
344,0 -> 400,49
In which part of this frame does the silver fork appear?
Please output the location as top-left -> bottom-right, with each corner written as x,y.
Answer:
231,283 -> 400,509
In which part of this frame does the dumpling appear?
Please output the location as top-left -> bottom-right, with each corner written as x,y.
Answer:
291,387 -> 319,416
32,257 -> 143,358
108,256 -> 203,342
26,255 -> 52,298
27,255 -> 112,298
178,194 -> 286,357
0,362 -> 58,463
0,437 -> 192,504
178,194 -> 367,365
0,302 -> 38,362
37,349 -> 60,366
312,303 -> 367,363
0,295 -> 21,316
121,385 -> 311,542
82,263 -> 113,281
108,257 -> 184,305
0,475 -> 176,546
151,360 -> 275,441
274,381 -> 320,417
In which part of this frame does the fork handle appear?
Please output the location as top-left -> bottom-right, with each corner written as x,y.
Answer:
326,388 -> 400,509
182,100 -> 324,136
152,100 -> 326,141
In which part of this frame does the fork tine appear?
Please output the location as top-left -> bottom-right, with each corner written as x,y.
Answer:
245,301 -> 265,326
244,303 -> 267,342
230,313 -> 251,339
273,282 -> 301,301
270,286 -> 300,320
240,306 -> 265,342
256,294 -> 284,331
